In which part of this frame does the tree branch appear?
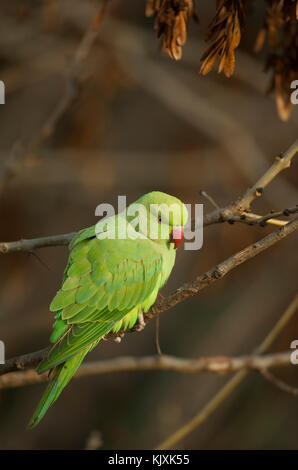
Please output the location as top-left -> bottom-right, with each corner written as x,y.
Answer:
0,232 -> 76,254
1,217 -> 297,377
0,351 -> 292,390
237,139 -> 298,210
202,140 -> 298,227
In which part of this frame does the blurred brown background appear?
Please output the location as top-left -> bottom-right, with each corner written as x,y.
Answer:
0,0 -> 297,450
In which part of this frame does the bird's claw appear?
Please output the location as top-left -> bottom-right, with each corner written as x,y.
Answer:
114,332 -> 124,343
135,312 -> 145,331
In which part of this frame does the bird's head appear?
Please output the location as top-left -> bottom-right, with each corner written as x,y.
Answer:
127,191 -> 188,249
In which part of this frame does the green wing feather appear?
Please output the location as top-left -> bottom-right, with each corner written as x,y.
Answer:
28,228 -> 166,427
38,234 -> 164,369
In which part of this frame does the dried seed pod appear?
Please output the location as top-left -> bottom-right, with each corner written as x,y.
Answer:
200,0 -> 247,78
146,0 -> 198,60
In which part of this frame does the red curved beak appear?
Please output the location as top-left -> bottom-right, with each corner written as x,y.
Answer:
170,226 -> 184,249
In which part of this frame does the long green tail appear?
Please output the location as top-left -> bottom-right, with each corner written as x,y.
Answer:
28,348 -> 88,429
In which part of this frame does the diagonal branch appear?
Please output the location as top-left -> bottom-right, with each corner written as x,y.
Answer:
1,217 -> 297,377
237,139 -> 298,211
0,0 -> 110,197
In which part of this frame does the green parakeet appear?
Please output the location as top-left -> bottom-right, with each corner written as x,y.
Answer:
28,191 -> 188,428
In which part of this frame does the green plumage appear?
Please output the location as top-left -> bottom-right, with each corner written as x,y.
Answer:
28,191 -> 188,428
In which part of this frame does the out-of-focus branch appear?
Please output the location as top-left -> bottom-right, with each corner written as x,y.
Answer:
156,293 -> 298,450
41,0 -> 110,139
0,351 -> 292,390
0,0 -> 110,197
1,218 -> 297,377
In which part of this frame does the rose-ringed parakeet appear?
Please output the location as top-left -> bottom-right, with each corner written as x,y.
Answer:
28,191 -> 188,428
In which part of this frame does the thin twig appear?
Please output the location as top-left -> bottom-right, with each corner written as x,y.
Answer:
260,368 -> 298,396
199,190 -> 220,209
237,139 -> 298,211
226,206 -> 298,227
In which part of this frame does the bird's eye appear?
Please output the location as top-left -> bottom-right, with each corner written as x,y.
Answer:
157,216 -> 162,224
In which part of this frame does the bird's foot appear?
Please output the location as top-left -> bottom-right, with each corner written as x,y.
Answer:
114,333 -> 124,343
135,312 -> 146,331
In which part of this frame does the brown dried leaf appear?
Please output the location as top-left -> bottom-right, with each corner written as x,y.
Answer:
146,0 -> 197,60
200,50 -> 218,75
177,12 -> 187,46
232,12 -> 241,48
224,45 -> 235,77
